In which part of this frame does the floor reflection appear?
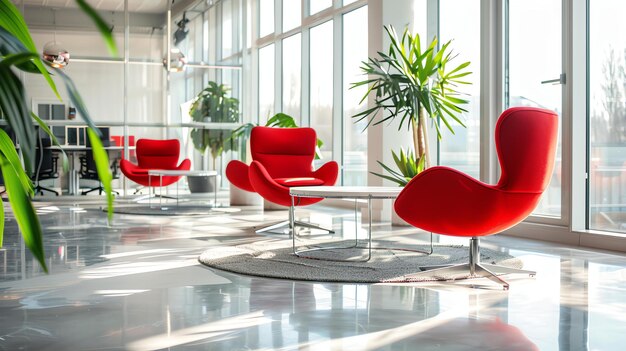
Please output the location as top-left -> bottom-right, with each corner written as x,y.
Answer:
0,198 -> 625,350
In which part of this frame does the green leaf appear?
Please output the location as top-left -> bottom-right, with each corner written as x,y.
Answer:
0,128 -> 33,196
0,154 -> 47,272
0,191 -> 3,246
266,112 -> 298,128
370,171 -> 406,186
75,0 -> 119,57
87,128 -> 114,223
377,160 -> 404,179
0,64 -> 36,174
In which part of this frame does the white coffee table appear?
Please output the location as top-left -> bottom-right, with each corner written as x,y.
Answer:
289,186 -> 432,262
148,169 -> 218,209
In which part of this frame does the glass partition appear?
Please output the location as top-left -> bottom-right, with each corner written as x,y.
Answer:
16,0 -> 243,195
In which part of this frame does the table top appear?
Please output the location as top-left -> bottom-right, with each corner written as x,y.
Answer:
290,186 -> 403,198
148,169 -> 218,177
47,145 -> 134,152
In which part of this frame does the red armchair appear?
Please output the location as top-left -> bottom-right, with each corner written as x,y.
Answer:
120,139 -> 191,189
226,126 -> 339,233
394,107 -> 559,289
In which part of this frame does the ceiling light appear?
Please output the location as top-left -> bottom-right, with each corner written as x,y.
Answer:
42,8 -> 69,68
41,9 -> 70,68
163,48 -> 187,72
42,41 -> 70,68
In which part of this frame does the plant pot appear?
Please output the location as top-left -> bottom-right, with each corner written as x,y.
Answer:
229,184 -> 263,206
187,175 -> 219,193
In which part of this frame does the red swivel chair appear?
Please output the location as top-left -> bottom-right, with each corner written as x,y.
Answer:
120,139 -> 191,192
226,126 -> 339,233
394,107 -> 559,289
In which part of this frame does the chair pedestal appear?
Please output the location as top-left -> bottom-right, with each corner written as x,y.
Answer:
255,220 -> 334,235
405,237 -> 536,290
34,184 -> 59,196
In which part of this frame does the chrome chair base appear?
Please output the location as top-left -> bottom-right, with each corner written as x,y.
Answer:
405,237 -> 535,290
34,185 -> 59,196
255,220 -> 334,235
82,184 -> 120,196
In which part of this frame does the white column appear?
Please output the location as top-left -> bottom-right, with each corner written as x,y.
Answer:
366,0 -> 416,221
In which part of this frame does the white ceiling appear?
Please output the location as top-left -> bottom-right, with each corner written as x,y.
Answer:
13,0 -> 169,14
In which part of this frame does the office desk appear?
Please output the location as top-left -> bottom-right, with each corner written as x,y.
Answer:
48,145 -> 128,195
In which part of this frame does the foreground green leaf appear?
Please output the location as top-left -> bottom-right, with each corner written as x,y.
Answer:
0,64 -> 36,174
0,155 -> 47,272
87,128 -> 114,223
0,128 -> 33,196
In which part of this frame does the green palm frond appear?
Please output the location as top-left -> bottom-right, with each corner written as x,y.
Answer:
0,0 -> 119,270
351,25 -> 472,139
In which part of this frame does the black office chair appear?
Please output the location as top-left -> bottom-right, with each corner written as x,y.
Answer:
32,136 -> 60,196
79,132 -> 120,195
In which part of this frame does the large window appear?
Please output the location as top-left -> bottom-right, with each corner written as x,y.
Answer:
259,0 -> 274,37
507,0 -> 563,218
310,0 -> 332,15
589,0 -> 626,233
282,34 -> 302,123
342,6 -> 368,186
310,21 -> 334,163
439,0 -> 481,179
283,0 -> 301,32
255,1 -> 367,185
259,44 -> 275,122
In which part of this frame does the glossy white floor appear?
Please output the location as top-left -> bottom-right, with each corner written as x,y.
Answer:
1,196 -> 625,350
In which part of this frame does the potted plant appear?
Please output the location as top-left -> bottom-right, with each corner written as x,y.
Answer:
188,81 -> 240,193
352,25 -> 472,185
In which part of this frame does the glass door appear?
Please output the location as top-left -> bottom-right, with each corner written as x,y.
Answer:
506,0 -> 563,219
588,0 -> 626,233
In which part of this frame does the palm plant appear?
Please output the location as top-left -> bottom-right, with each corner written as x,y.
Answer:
371,148 -> 425,186
352,25 -> 472,181
0,0 -> 117,271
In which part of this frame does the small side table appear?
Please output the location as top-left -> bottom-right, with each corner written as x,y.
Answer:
289,186 -> 432,262
148,170 -> 218,209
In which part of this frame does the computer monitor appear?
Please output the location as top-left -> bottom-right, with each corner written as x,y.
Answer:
85,127 -> 111,147
66,126 -> 86,146
99,127 -> 110,147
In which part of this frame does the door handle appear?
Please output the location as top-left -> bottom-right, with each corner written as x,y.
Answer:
541,73 -> 566,85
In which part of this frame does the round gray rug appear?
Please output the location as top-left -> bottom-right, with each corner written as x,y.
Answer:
198,240 -> 523,283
